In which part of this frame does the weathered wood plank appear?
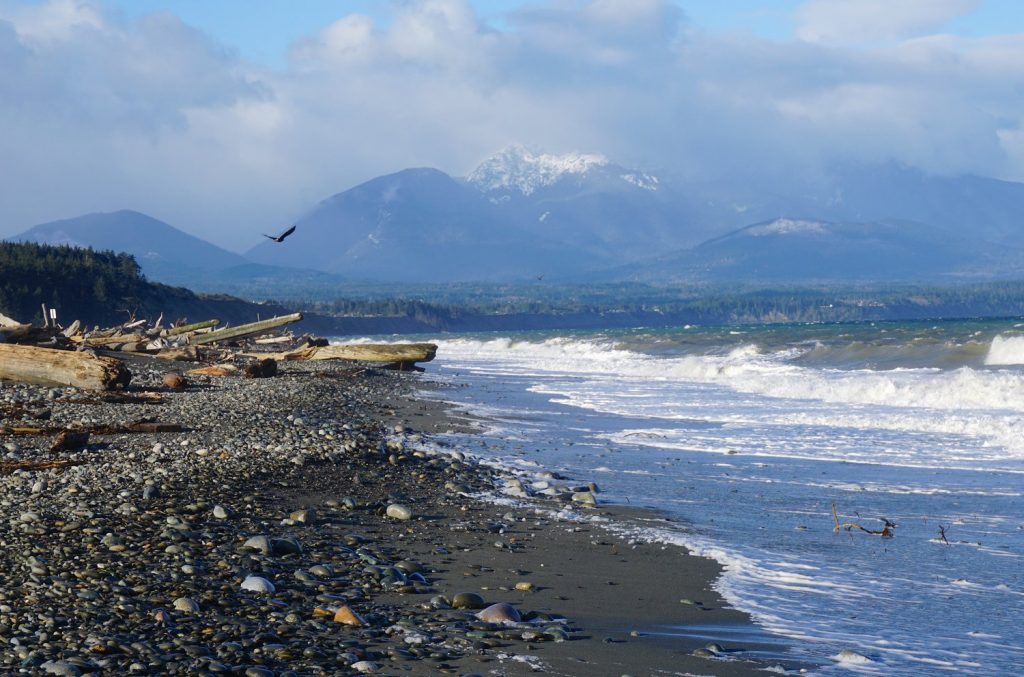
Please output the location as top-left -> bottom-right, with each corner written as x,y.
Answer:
162,319 -> 219,337
308,343 -> 437,363
0,344 -> 131,390
190,313 -> 303,345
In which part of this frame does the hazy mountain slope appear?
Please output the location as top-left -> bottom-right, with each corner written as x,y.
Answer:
247,167 -> 610,282
596,218 -> 1024,284
11,210 -> 247,280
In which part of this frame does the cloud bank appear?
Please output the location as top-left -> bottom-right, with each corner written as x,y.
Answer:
1,0 -> 1024,250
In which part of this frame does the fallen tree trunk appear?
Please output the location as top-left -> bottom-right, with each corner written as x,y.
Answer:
308,343 -> 437,363
0,344 -> 131,390
163,319 -> 219,337
0,312 -> 34,344
190,313 -> 302,345
238,343 -> 438,364
72,333 -> 146,347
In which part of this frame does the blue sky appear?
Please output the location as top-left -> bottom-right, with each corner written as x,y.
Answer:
96,0 -> 1024,67
2,0 -> 1024,248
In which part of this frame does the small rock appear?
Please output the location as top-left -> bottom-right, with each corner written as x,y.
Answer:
212,505 -> 231,520
244,668 -> 274,677
514,581 -> 534,591
40,660 -> 81,676
243,535 -> 272,555
351,661 -> 379,674
833,649 -> 873,664
173,597 -> 200,613
162,373 -> 186,391
270,537 -> 302,555
289,509 -> 315,524
476,602 -> 521,624
452,592 -> 485,609
240,576 -> 275,593
571,491 -> 598,505
333,605 -> 364,626
386,504 -> 413,520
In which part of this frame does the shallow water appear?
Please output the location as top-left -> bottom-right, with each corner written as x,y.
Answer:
413,319 -> 1024,675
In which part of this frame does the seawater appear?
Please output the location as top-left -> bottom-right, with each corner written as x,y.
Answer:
410,319 -> 1024,675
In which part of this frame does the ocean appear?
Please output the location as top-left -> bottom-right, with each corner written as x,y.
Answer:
412,319 -> 1024,675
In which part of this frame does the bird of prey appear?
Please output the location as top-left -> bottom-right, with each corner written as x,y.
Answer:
263,224 -> 296,243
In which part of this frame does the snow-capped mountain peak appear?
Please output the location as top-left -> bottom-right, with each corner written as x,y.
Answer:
746,218 -> 828,236
467,145 -> 611,195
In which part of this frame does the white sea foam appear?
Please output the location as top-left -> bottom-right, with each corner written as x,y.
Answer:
434,336 -> 1024,413
984,334 -> 1024,365
430,336 -> 1024,468
419,331 -> 1024,676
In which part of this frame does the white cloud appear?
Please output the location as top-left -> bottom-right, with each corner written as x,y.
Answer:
795,0 -> 979,44
1,0 -> 1024,251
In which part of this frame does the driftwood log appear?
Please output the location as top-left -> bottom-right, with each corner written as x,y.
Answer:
190,313 -> 303,345
162,319 -> 219,337
240,343 -> 438,365
309,343 -> 437,363
0,343 -> 131,390
0,312 -> 35,344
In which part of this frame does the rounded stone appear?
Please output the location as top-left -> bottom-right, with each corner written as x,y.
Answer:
244,668 -> 275,677
451,592 -> 485,610
308,564 -> 332,578
571,491 -> 598,505
476,602 -> 521,624
333,605 -> 365,626
243,535 -> 272,555
386,504 -> 413,520
173,597 -> 200,613
41,661 -> 81,676
270,537 -> 302,555
351,661 -> 379,674
240,576 -> 275,593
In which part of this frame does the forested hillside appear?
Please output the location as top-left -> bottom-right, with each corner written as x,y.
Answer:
0,242 -> 292,327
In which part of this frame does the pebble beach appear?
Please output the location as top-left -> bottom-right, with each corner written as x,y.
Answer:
0,358 -> 796,676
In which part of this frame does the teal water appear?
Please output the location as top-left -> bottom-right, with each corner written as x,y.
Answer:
409,318 -> 1024,675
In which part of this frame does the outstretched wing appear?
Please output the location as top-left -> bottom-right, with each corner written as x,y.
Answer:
278,225 -> 297,241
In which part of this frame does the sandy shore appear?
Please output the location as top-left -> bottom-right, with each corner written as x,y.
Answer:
0,359 -> 804,676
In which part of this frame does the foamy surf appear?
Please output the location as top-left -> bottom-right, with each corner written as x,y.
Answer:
418,320 -> 1024,676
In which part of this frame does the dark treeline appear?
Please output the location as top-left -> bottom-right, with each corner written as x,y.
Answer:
0,242 -> 293,327
4,241 -> 1024,333
0,242 -> 149,325
295,282 -> 1024,329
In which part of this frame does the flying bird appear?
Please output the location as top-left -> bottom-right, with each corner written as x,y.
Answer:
263,224 -> 296,243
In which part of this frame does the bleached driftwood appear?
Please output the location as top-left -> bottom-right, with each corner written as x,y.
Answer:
309,343 -> 437,363
0,343 -> 131,390
0,313 -> 33,344
190,313 -> 302,345
162,319 -> 219,337
240,343 -> 438,365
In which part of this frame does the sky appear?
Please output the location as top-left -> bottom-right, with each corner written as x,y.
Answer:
2,0 -> 1024,251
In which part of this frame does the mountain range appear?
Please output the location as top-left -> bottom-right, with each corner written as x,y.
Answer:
10,145 -> 1024,288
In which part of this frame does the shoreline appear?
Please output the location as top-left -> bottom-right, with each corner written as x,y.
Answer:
0,359 -> 805,676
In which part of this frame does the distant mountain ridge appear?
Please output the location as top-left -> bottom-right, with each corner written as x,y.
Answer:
594,217 -> 1024,284
12,210 -> 247,282
10,148 -> 1024,287
247,146 -> 702,279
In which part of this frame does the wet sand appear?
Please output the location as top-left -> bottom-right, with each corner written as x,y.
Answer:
0,359 -> 804,676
